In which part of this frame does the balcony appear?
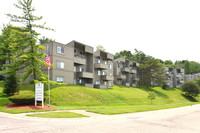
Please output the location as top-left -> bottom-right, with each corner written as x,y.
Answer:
131,83 -> 137,87
77,72 -> 93,79
74,56 -> 86,65
101,75 -> 113,81
130,69 -> 137,74
121,68 -> 130,73
94,84 -> 107,89
116,75 -> 126,79
84,83 -> 94,88
85,46 -> 93,54
107,53 -> 114,60
132,77 -> 139,81
94,63 -> 107,69
125,82 -> 130,87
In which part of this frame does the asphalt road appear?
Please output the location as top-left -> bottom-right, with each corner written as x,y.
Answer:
1,104 -> 200,133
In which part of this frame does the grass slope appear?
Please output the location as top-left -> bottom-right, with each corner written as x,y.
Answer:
27,111 -> 88,118
0,81 -> 200,114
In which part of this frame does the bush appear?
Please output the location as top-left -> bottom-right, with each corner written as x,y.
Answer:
9,94 -> 35,105
161,82 -> 168,90
181,81 -> 200,97
3,72 -> 19,96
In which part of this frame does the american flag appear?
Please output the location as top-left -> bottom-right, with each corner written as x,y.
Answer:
46,46 -> 51,70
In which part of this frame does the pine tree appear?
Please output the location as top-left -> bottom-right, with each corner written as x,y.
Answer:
7,0 -> 53,82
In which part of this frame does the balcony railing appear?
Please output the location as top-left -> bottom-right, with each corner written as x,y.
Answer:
101,75 -> 113,81
77,72 -> 93,79
121,67 -> 130,73
116,75 -> 126,79
94,63 -> 107,69
74,56 -> 86,65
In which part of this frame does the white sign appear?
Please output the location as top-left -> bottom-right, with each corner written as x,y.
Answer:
35,82 -> 44,108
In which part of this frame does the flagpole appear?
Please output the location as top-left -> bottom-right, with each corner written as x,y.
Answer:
48,65 -> 50,110
47,45 -> 50,110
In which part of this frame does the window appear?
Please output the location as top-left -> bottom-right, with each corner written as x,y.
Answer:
118,63 -> 120,68
104,81 -> 107,85
96,59 -> 100,63
96,81 -> 100,85
109,83 -> 112,87
108,64 -> 112,69
102,71 -> 107,75
74,49 -> 77,53
57,62 -> 64,69
57,46 -> 64,54
97,70 -> 101,76
79,79 -> 82,84
74,66 -> 76,72
56,77 -> 64,83
80,68 -> 84,72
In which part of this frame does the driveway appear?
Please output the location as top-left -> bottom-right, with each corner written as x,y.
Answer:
1,104 -> 200,133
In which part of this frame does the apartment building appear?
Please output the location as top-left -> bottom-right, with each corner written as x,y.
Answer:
165,67 -> 184,88
67,41 -> 94,88
93,51 -> 114,89
41,41 -> 74,84
185,73 -> 200,81
113,58 -> 139,87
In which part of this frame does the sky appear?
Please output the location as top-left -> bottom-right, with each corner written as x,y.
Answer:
0,0 -> 200,63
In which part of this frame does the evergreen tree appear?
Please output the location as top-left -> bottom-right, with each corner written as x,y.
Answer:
7,0 -> 53,82
3,71 -> 19,96
139,59 -> 166,88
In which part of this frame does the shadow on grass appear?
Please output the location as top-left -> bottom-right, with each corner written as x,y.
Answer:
138,86 -> 169,98
182,94 -> 198,102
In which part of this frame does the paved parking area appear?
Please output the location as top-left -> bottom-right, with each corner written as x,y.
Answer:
1,104 -> 200,133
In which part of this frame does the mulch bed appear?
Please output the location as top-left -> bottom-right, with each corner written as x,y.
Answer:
4,103 -> 56,110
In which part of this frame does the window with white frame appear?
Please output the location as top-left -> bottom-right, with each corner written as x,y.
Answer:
80,68 -> 84,72
74,66 -> 76,72
108,64 -> 112,69
109,82 -> 112,86
96,70 -> 101,76
57,46 -> 64,54
79,79 -> 83,84
102,71 -> 107,75
56,76 -> 64,83
57,62 -> 64,69
96,81 -> 100,85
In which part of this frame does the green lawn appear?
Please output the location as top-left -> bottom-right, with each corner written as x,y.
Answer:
0,81 -> 200,115
27,111 -> 88,118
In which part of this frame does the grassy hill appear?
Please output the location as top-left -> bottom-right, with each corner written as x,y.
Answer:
0,81 -> 200,114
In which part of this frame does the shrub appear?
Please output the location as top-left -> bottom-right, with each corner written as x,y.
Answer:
181,81 -> 200,97
3,72 -> 19,96
161,82 -> 168,90
9,94 -> 35,105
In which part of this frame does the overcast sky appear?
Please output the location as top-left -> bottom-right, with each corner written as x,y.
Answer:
0,0 -> 200,62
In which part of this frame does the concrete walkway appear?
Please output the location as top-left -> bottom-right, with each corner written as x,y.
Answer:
1,104 -> 200,133
0,109 -> 106,121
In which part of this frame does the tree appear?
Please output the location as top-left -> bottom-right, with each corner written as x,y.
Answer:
114,50 -> 132,60
181,81 -> 200,97
139,59 -> 166,88
96,45 -> 105,51
133,49 -> 154,64
39,36 -> 53,44
164,60 -> 173,67
7,0 -> 53,82
3,71 -> 19,96
148,91 -> 156,105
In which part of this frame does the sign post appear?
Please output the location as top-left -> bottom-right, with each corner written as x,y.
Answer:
35,82 -> 44,108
